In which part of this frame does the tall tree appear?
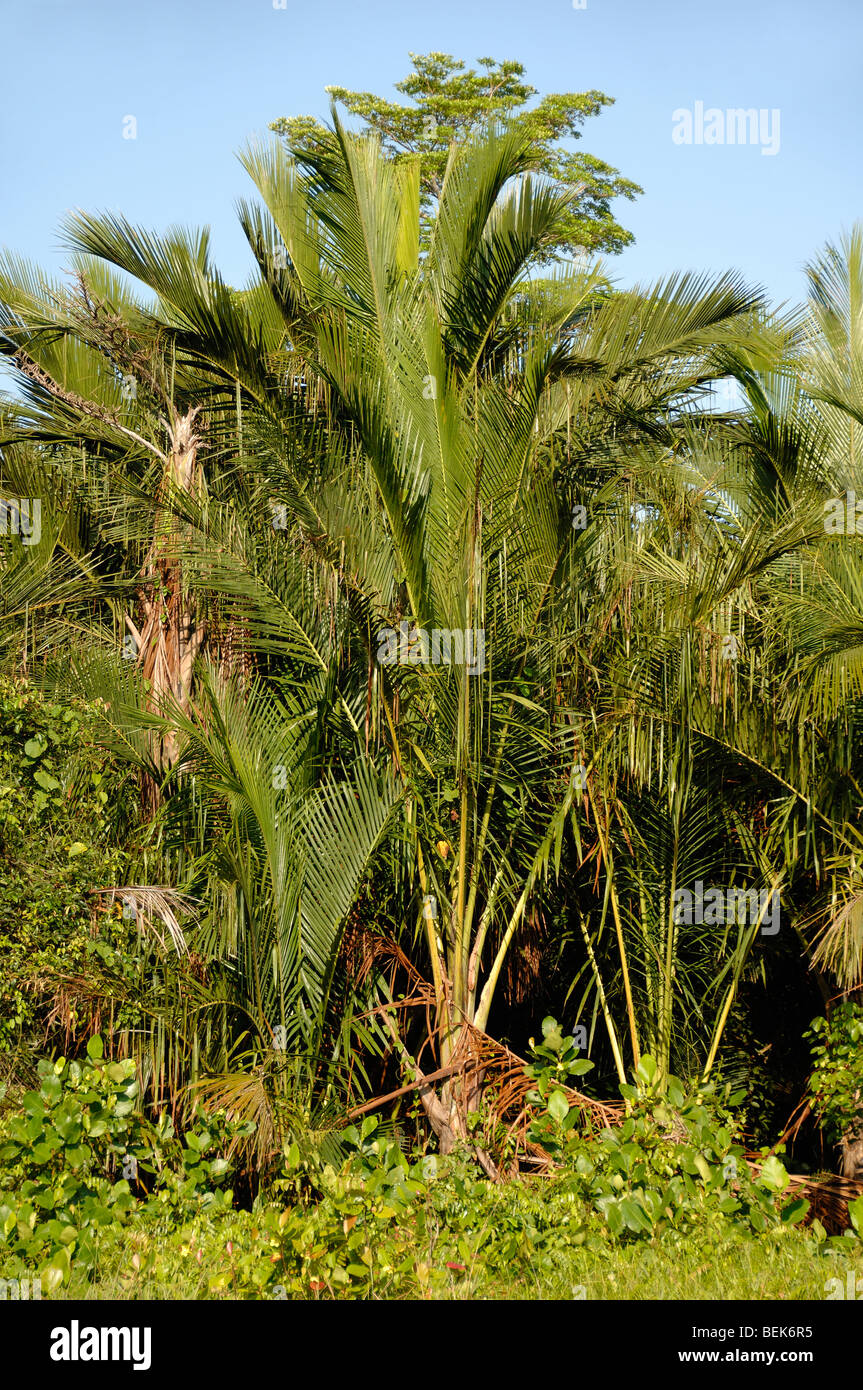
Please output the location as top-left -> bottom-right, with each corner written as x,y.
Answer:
8,115 -> 863,1170
270,51 -> 642,261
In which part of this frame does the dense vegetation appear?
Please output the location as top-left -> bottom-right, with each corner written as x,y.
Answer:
1,82 -> 863,1298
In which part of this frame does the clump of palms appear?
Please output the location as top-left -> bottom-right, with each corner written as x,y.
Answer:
2,118 -> 863,1173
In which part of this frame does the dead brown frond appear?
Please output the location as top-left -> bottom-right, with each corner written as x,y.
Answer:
765,1166 -> 863,1236
92,885 -> 194,955
502,905 -> 545,1007
802,893 -> 863,988
188,1070 -> 278,1173
337,941 -> 623,1177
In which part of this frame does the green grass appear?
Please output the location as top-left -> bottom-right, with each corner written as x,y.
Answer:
49,1215 -> 863,1301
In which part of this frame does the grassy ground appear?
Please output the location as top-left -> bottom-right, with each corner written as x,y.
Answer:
52,1226 -> 863,1301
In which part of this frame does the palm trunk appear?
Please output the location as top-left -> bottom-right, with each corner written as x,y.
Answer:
134,409 -> 206,805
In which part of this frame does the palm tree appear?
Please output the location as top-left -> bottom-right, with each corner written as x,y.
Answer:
137,118 -> 772,1135
12,116 -> 860,1165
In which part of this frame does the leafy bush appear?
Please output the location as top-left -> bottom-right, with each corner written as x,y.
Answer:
0,1038 -> 140,1288
0,678 -> 132,1060
525,1023 -> 811,1241
2,1023 -> 861,1300
805,1001 -> 863,1144
0,1035 -> 251,1289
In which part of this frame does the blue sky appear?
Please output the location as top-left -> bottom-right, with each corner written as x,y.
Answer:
2,0 -> 862,311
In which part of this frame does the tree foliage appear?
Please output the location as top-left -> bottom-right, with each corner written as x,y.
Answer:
270,51 -> 642,259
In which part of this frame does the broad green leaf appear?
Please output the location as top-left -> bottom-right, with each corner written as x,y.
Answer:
636,1055 -> 658,1087
848,1196 -> 863,1235
780,1198 -> 809,1225
757,1156 -> 789,1192
541,1017 -> 565,1053
548,1089 -> 569,1123
694,1154 -> 712,1183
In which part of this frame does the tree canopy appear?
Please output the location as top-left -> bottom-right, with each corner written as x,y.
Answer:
270,51 -> 643,260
